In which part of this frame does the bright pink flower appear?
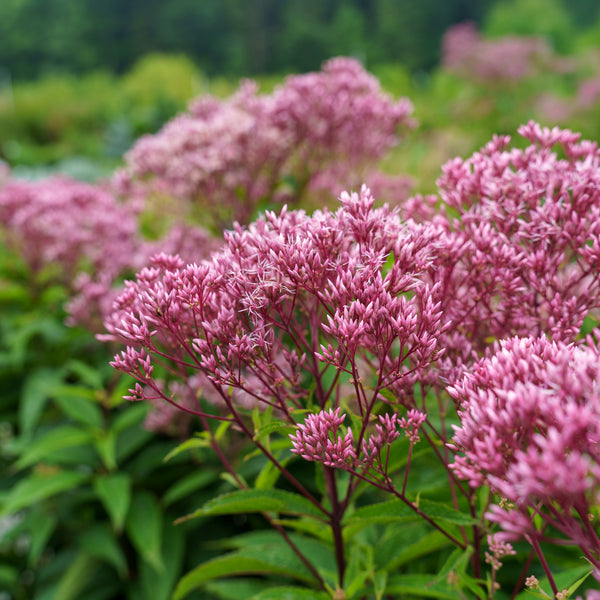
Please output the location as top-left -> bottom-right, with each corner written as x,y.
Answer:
290,408 -> 356,468
451,335 -> 600,559
426,123 -> 600,385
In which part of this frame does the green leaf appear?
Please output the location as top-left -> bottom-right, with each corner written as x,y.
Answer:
173,553 -> 316,600
204,579 -> 278,600
384,530 -> 452,571
163,436 -> 211,462
125,490 -> 163,571
223,530 -> 335,573
249,587 -> 330,600
94,473 -> 131,532
0,564 -> 18,589
273,517 -> 333,543
342,499 -> 418,536
79,524 -> 128,577
163,470 -> 219,507
139,519 -> 185,600
93,430 -> 117,470
255,456 -> 286,490
386,574 -> 463,599
62,359 -> 104,388
111,402 -> 149,434
418,499 -> 479,526
53,553 -> 98,600
19,367 -> 61,434
253,421 -> 296,441
566,567 -> 593,595
15,425 -> 94,470
433,546 -> 473,584
180,489 -> 326,523
373,571 -> 388,600
515,565 -> 595,600
1,470 -> 88,516
344,542 -> 370,599
53,385 -> 104,428
26,509 -> 57,565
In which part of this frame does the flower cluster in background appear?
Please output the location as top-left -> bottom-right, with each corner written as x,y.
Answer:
441,22 -> 559,83
114,57 -> 415,229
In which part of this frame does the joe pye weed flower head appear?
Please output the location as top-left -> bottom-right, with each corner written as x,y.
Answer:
106,122 -> 600,597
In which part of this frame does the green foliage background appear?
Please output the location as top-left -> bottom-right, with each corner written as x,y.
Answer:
0,0 -> 575,80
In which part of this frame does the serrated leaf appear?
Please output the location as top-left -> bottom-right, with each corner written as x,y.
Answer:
125,490 -> 163,571
180,489 -> 326,523
15,425 -> 93,470
94,473 -> 131,532
173,553 -> 316,600
1,470 -> 88,516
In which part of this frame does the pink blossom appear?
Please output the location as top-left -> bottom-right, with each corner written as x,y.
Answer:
426,122 -> 600,385
442,22 -> 553,83
106,185 -> 446,437
115,58 -> 414,228
451,335 -> 600,559
290,408 -> 356,468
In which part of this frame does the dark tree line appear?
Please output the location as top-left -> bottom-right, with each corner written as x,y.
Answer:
0,0 -> 597,81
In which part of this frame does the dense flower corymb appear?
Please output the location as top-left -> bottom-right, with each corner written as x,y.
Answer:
450,335 -> 600,568
428,122 -> 600,387
114,58 -> 415,228
105,185 -> 446,439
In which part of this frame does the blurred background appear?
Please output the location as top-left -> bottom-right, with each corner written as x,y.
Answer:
2,0 -> 600,187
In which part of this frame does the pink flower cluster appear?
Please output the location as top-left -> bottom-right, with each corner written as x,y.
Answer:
0,176 -> 139,283
0,176 -> 216,331
290,408 -> 426,470
105,185 -> 445,435
442,22 -> 554,83
431,122 -> 600,383
290,408 -> 356,468
114,58 -> 414,228
450,335 -> 600,566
